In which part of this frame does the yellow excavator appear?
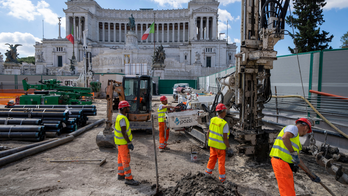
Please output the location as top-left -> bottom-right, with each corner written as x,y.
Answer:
96,75 -> 152,148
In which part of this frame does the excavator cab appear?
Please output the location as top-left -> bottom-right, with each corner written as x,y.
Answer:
122,75 -> 152,122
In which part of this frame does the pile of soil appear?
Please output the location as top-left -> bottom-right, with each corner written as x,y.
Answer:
161,172 -> 239,196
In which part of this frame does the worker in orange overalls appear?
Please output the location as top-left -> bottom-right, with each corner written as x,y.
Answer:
270,118 -> 321,195
157,96 -> 177,152
115,100 -> 140,186
205,103 -> 233,182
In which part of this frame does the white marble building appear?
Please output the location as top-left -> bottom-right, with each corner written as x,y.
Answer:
34,0 -> 237,79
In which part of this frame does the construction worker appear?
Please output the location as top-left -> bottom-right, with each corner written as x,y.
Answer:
158,96 -> 177,152
115,100 -> 140,186
205,103 -> 233,183
270,118 -> 321,196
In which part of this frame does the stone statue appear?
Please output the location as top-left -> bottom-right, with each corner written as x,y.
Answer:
127,14 -> 136,32
36,50 -> 45,63
152,45 -> 166,65
4,43 -> 22,63
195,51 -> 201,64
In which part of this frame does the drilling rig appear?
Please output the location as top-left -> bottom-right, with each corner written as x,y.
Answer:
216,0 -> 291,158
167,0 -> 291,161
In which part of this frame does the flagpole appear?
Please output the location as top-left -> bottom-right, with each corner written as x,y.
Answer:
72,13 -> 75,60
154,12 -> 156,57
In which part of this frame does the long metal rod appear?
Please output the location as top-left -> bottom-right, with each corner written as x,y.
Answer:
0,119 -> 105,167
0,139 -> 57,158
151,114 -> 159,193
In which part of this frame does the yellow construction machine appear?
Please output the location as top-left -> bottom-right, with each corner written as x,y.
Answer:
96,75 -> 152,148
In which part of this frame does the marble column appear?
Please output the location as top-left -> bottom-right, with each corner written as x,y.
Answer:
140,23 -> 143,43
195,18 -> 198,40
200,17 -> 203,40
206,17 -> 210,40
119,23 -> 121,42
97,21 -> 99,42
66,16 -> 71,37
124,23 -> 127,42
172,23 -> 175,42
183,22 -> 185,42
156,23 -> 159,43
162,23 -> 164,43
167,23 -> 169,43
79,17 -> 82,41
178,23 -> 180,42
213,16 -> 217,40
73,16 -> 76,42
108,22 -> 110,42
102,22 -> 105,42
114,23 -> 116,42
146,24 -> 148,43
151,24 -> 154,43
135,23 -> 138,41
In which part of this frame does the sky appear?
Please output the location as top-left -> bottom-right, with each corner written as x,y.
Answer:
0,0 -> 347,58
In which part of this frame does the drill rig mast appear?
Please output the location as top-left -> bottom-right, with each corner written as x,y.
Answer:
219,0 -> 290,129
208,0 -> 291,158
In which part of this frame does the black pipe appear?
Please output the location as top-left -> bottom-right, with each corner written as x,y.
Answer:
42,120 -> 61,124
0,119 -> 104,167
0,132 -> 41,138
0,139 -> 56,158
44,124 -> 61,129
8,105 -> 96,109
0,137 -> 42,142
0,108 -> 82,115
0,111 -> 68,118
69,119 -> 105,137
46,132 -> 58,138
0,135 -> 74,167
0,125 -> 44,132
0,118 -> 42,125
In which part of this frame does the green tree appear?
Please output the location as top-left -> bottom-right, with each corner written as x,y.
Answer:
18,56 -> 35,64
341,32 -> 348,48
286,0 -> 334,53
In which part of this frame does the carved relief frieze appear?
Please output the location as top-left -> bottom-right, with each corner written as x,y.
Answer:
192,6 -> 217,13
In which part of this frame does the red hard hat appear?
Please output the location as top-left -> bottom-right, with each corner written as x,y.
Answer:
118,101 -> 130,109
216,103 -> 227,112
160,96 -> 167,101
296,118 -> 312,133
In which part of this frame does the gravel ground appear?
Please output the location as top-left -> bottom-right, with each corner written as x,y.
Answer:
0,98 -> 347,196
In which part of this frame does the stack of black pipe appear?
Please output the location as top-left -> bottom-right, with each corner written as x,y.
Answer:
5,105 -> 97,135
0,125 -> 45,141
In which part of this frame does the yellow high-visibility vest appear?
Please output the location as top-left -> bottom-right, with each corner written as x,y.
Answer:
208,117 -> 229,150
114,114 -> 133,145
270,126 -> 302,163
157,105 -> 168,123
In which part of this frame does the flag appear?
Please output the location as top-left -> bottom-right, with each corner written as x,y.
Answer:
66,27 -> 74,44
141,22 -> 155,40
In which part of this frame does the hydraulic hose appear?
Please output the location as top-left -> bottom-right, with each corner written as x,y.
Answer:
272,95 -> 348,140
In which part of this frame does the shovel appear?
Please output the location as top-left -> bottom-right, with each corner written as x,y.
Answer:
299,162 -> 336,196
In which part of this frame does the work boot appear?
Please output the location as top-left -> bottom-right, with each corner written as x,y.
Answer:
125,179 -> 140,186
118,175 -> 125,180
159,148 -> 164,152
164,147 -> 170,150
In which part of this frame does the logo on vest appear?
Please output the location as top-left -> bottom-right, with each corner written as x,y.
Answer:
175,118 -> 180,125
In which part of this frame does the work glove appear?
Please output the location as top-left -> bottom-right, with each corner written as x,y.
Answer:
290,152 -> 300,166
128,143 -> 134,151
306,172 -> 321,183
227,148 -> 234,157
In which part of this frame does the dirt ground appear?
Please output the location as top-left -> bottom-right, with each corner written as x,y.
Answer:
0,97 -> 347,196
